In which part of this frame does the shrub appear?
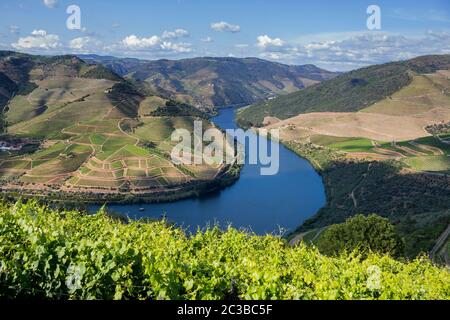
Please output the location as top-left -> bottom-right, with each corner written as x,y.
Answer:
316,214 -> 405,257
0,201 -> 448,300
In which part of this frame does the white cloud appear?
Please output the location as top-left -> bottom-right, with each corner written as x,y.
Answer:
12,29 -> 60,50
31,29 -> 48,37
43,0 -> 58,9
210,21 -> 241,33
161,41 -> 192,53
122,35 -> 160,49
69,36 -> 103,53
255,31 -> 450,71
256,35 -> 286,49
121,34 -> 192,54
161,29 -> 189,39
69,37 -> 89,50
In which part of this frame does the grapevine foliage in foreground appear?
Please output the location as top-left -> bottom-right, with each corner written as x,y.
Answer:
0,201 -> 449,300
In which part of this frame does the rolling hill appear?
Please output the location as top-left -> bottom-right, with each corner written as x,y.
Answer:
0,51 -> 238,202
245,54 -> 450,251
80,54 -> 337,110
253,54 -> 450,174
237,54 -> 450,127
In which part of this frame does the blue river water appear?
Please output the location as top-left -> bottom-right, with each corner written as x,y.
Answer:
92,107 -> 325,235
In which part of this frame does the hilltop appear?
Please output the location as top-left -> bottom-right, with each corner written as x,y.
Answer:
80,54 -> 337,110
237,54 -> 450,127
0,51 -> 239,203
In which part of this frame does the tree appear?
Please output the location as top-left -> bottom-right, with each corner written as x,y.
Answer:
0,111 -> 7,134
316,214 -> 404,257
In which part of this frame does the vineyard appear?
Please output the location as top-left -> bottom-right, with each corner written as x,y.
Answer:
0,201 -> 449,300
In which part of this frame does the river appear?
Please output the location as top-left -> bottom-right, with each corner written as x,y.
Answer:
93,107 -> 326,235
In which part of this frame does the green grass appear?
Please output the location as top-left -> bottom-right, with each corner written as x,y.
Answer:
95,150 -> 116,161
124,144 -> 151,157
135,117 -> 174,142
328,138 -> 374,153
102,136 -> 136,153
111,161 -> 123,170
309,135 -> 353,146
89,134 -> 107,146
404,155 -> 450,172
79,167 -> 90,175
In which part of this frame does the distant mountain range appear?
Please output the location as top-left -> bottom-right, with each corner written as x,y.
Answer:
79,54 -> 337,110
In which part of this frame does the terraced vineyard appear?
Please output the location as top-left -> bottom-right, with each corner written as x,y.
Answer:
0,51 -> 238,203
303,134 -> 450,173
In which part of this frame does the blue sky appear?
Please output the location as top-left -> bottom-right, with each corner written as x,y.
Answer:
0,0 -> 449,70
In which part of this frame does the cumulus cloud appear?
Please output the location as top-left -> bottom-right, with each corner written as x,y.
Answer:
210,21 -> 241,33
301,32 -> 450,68
161,29 -> 189,39
31,30 -> 48,37
69,36 -> 102,52
12,29 -> 60,50
122,35 -> 160,49
254,31 -> 450,71
121,34 -> 191,53
43,0 -> 58,8
256,35 -> 286,49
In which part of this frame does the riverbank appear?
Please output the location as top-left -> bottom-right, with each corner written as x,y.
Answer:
0,162 -> 242,205
283,140 -> 450,258
86,107 -> 325,235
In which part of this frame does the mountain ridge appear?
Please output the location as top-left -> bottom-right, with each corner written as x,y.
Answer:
79,54 -> 338,110
237,54 -> 450,127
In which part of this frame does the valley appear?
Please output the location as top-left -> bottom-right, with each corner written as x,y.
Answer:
1,50 -> 450,259
3,0 -> 450,303
237,55 -> 450,258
